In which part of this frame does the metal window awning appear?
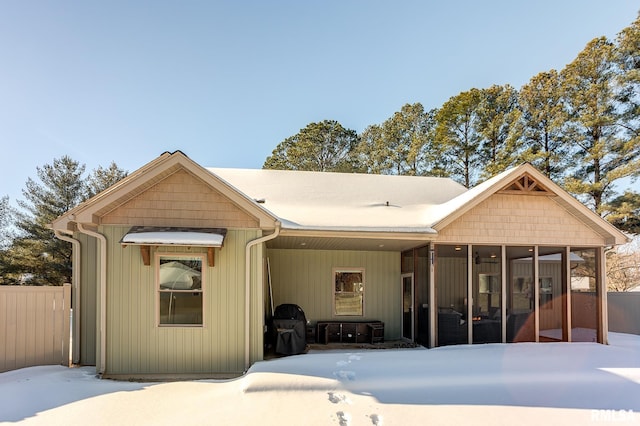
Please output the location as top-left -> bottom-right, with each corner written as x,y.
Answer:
120,226 -> 227,266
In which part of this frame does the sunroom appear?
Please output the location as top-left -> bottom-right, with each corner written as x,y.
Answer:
400,244 -> 605,348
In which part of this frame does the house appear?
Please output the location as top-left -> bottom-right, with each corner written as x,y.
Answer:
51,151 -> 629,379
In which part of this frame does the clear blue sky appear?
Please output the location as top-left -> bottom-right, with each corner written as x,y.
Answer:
1,1 -> 639,206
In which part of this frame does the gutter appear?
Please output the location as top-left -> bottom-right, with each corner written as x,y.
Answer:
244,221 -> 281,371
76,223 -> 107,375
53,229 -> 81,364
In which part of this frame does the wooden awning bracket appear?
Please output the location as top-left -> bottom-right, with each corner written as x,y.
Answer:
207,247 -> 215,267
140,245 -> 151,266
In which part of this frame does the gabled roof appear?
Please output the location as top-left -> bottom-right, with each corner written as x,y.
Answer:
51,151 -> 277,232
428,163 -> 629,245
212,163 -> 629,246
53,152 -> 629,248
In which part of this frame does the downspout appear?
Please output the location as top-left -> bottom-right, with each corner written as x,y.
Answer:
244,221 -> 281,371
76,223 -> 107,375
54,229 -> 81,364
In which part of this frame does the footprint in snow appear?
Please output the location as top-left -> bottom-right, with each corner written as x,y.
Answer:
336,360 -> 348,367
328,392 -> 352,404
336,411 -> 351,426
334,370 -> 356,381
348,354 -> 362,362
370,414 -> 383,425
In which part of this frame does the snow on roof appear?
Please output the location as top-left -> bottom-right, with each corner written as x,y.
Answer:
120,227 -> 226,246
209,168 -> 469,231
122,232 -> 225,246
422,166 -> 517,226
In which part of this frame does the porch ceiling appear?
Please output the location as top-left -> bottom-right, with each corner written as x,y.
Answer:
266,234 -> 432,251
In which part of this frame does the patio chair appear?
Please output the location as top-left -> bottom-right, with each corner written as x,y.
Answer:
438,311 -> 467,346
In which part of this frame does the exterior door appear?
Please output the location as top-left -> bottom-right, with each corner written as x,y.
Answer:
402,273 -> 414,340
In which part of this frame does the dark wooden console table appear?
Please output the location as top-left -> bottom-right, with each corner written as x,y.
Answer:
315,320 -> 384,344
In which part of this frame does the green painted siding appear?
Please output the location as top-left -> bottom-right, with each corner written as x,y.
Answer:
267,249 -> 401,339
76,232 -> 97,366
102,225 -> 261,376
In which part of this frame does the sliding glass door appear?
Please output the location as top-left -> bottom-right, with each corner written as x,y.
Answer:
472,246 -> 502,343
435,245 -> 468,346
506,246 -> 535,342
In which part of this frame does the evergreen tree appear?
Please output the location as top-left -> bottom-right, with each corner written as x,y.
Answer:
603,191 -> 640,235
5,156 -> 127,285
0,196 -> 15,285
263,120 -> 360,172
561,37 -> 640,213
0,196 -> 13,250
357,124 -> 386,174
476,84 -> 521,178
11,156 -> 86,285
517,70 -> 569,180
616,13 -> 640,141
86,161 -> 129,198
434,89 -> 484,188
357,103 -> 442,176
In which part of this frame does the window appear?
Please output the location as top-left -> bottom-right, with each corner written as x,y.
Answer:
539,277 -> 553,309
333,268 -> 364,316
157,254 -> 204,326
512,276 -> 533,312
479,273 -> 500,294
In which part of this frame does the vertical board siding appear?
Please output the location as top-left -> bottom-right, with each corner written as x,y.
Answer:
267,249 -> 401,339
0,285 -> 71,373
103,225 -> 260,376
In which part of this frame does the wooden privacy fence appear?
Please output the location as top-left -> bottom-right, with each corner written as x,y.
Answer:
608,292 -> 640,336
0,284 -> 71,373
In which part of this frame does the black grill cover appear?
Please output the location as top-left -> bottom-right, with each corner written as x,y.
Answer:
274,304 -> 307,322
272,304 -> 307,355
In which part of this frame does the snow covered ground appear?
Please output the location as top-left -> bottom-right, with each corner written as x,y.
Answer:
1,333 -> 639,425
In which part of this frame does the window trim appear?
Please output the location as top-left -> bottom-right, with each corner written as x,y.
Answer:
156,252 -> 206,327
332,267 -> 365,317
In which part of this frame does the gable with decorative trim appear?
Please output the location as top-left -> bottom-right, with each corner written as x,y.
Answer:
101,169 -> 260,229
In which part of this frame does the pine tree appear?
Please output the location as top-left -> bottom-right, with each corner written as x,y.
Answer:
434,89 -> 484,188
517,70 -> 569,181
616,13 -> 640,142
86,161 -> 129,198
4,157 -> 128,285
561,37 -> 640,213
263,120 -> 360,172
357,124 -> 386,174
357,103 -> 441,176
11,156 -> 86,285
476,84 -> 521,178
0,195 -> 13,250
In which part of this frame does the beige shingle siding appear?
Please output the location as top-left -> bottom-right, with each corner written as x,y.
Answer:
101,170 -> 259,228
436,194 -> 605,246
